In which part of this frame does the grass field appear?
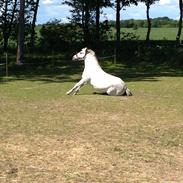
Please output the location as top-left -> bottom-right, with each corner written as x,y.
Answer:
0,61 -> 183,183
35,25 -> 182,41
109,28 -> 183,40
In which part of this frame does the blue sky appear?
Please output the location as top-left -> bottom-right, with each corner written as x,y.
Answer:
37,0 -> 179,24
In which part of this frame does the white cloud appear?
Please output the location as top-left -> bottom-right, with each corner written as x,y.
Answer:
151,0 -> 178,19
101,13 -> 115,20
42,0 -> 53,5
44,6 -> 60,16
37,0 -> 179,24
159,0 -> 172,5
61,18 -> 70,23
121,4 -> 146,20
130,12 -> 144,19
158,0 -> 178,7
39,4 -> 70,23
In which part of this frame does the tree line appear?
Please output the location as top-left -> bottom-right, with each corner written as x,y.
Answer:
109,17 -> 180,29
0,0 -> 39,64
0,0 -> 183,64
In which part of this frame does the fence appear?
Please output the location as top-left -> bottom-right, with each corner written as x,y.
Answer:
0,53 -> 8,77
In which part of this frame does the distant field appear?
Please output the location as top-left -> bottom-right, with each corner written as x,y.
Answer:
110,28 -> 183,40
36,26 -> 182,41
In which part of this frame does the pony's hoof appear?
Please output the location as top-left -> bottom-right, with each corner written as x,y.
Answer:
66,91 -> 71,95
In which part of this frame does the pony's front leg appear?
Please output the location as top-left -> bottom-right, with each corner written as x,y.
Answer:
66,78 -> 88,95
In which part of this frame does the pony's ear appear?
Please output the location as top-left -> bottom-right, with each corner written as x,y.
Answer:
86,48 -> 95,55
82,47 -> 88,53
85,47 -> 90,54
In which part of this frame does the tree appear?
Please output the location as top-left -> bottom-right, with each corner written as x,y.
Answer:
114,0 -> 138,61
63,0 -> 111,45
40,20 -> 83,51
0,0 -> 40,57
30,0 -> 40,51
94,0 -> 111,42
144,0 -> 151,41
115,0 -> 120,50
0,0 -> 18,52
140,0 -> 159,42
176,0 -> 183,43
63,0 -> 92,44
16,0 -> 25,65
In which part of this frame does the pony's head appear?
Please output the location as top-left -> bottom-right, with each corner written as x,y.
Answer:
72,48 -> 95,61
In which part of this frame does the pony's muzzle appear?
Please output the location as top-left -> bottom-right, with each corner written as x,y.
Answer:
72,55 -> 77,61
72,55 -> 83,61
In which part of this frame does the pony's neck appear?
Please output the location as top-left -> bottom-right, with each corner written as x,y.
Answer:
84,54 -> 101,70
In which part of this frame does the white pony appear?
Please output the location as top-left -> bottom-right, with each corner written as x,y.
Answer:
66,48 -> 132,96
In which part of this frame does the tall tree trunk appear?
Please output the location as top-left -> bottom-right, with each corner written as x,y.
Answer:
30,0 -> 40,51
115,0 -> 121,61
176,0 -> 183,43
81,0 -> 85,33
2,0 -> 17,53
16,0 -> 25,65
3,0 -> 8,52
84,1 -> 90,45
96,0 -> 100,43
7,0 -> 18,40
146,3 -> 151,42
2,0 -> 17,52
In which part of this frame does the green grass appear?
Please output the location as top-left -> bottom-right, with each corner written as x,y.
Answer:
110,28 -> 183,40
0,61 -> 183,182
123,28 -> 182,40
36,25 -> 181,41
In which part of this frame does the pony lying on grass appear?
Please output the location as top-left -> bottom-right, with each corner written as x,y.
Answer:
66,48 -> 132,96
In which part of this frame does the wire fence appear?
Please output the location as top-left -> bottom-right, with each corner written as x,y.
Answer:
0,52 -> 8,77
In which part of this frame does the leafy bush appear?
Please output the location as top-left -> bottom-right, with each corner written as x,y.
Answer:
39,19 -> 83,52
121,31 -> 140,40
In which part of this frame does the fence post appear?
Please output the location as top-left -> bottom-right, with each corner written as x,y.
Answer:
5,52 -> 8,77
114,48 -> 117,64
137,44 -> 141,57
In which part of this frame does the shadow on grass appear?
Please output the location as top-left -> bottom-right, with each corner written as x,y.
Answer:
103,61 -> 183,82
0,60 -> 82,84
0,59 -> 183,84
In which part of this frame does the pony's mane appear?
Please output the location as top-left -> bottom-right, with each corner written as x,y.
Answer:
87,49 -> 95,56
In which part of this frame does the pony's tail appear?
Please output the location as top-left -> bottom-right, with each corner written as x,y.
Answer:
125,88 -> 133,96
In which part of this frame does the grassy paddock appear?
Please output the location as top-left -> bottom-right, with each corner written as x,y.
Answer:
109,28 -> 183,40
122,28 -> 183,40
0,61 -> 183,183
